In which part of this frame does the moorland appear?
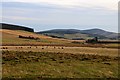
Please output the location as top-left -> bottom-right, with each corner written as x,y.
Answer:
0,23 -> 119,79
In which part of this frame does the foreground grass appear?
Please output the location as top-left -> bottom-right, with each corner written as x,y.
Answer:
2,51 -> 119,79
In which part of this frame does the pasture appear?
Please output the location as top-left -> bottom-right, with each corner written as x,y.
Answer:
1,29 -> 119,49
1,46 -> 118,57
1,29 -> 119,79
2,51 -> 119,79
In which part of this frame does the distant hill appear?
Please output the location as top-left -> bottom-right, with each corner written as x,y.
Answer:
1,23 -> 119,40
37,29 -> 119,40
0,23 -> 34,32
38,29 -> 81,34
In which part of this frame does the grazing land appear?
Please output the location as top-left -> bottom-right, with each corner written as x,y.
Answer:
2,51 -> 119,79
1,29 -> 119,48
1,29 -> 119,79
1,46 -> 118,57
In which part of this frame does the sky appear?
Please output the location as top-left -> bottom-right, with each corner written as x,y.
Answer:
1,0 -> 119,32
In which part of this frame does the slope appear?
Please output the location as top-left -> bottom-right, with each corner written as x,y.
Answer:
38,28 -> 119,40
1,29 -> 71,46
1,23 -> 34,32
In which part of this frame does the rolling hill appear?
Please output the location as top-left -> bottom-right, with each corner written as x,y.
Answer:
0,23 -> 34,32
0,23 -> 119,48
0,23 -> 119,42
1,29 -> 73,46
0,23 -> 71,46
37,29 -> 119,40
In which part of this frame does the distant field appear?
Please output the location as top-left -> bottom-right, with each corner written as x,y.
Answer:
1,29 -> 71,45
2,51 -> 119,79
1,29 -> 119,49
1,46 -> 118,57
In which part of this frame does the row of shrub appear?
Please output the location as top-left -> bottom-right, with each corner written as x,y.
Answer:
19,35 -> 40,40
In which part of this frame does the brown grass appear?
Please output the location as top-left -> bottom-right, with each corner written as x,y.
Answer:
2,51 -> 119,78
1,46 -> 118,57
1,29 -> 119,49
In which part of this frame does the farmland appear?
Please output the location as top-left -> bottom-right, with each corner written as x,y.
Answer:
0,29 -> 119,79
1,29 -> 119,48
2,51 -> 119,79
1,46 -> 118,57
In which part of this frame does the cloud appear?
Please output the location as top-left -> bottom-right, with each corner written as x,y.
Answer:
3,0 -> 119,10
2,16 -> 40,21
2,2 -> 118,32
2,2 -> 117,25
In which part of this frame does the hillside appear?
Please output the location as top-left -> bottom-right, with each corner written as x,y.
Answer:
38,29 -> 119,40
0,23 -> 34,32
1,29 -> 72,46
80,29 -> 118,39
0,23 -> 83,46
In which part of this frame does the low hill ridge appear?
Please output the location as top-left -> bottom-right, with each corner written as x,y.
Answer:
0,23 -> 34,32
38,28 -> 119,40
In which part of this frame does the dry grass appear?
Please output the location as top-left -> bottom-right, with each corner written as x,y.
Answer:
2,51 -> 119,79
1,46 -> 118,57
1,29 -> 71,45
1,29 -> 119,79
1,29 -> 119,48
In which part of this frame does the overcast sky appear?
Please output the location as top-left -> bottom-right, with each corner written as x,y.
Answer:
1,0 -> 119,32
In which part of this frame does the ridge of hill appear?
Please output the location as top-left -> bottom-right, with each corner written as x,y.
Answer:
38,29 -> 119,40
0,23 -> 119,40
0,23 -> 34,32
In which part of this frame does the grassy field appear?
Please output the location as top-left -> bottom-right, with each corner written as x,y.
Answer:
1,29 -> 71,45
1,29 -> 119,79
1,29 -> 120,48
1,46 -> 118,57
2,51 -> 119,79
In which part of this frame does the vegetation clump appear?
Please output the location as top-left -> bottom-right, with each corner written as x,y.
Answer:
19,35 -> 40,40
